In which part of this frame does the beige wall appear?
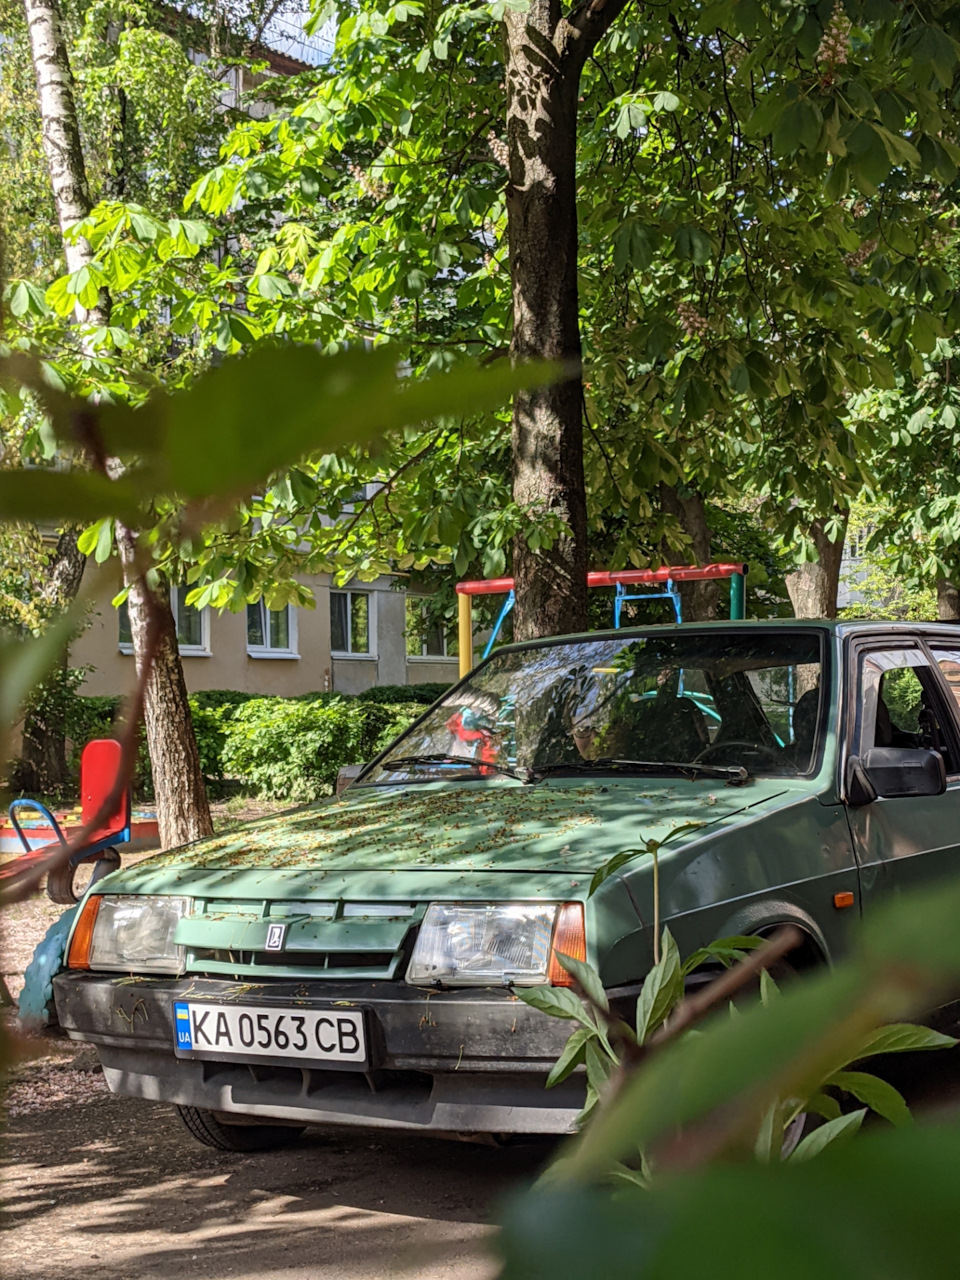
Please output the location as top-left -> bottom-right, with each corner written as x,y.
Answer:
72,573 -> 334,699
71,570 -> 459,700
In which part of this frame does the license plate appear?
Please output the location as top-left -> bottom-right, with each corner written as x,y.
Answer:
173,1001 -> 367,1066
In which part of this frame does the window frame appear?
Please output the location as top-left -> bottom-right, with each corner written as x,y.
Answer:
845,635 -> 960,783
405,595 -> 458,662
246,599 -> 299,661
118,586 -> 210,658
330,589 -> 377,660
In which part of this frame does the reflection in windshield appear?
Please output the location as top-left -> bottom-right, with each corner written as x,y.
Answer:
364,631 -> 826,784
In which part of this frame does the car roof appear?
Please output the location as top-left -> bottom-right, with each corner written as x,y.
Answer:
489,617 -> 960,655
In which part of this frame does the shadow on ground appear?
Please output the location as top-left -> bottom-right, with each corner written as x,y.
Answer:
2,1083 -> 555,1280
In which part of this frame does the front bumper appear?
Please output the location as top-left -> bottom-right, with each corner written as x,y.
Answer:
53,972 -> 583,1134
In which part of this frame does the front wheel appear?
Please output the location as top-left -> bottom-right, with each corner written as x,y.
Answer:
175,1106 -> 305,1152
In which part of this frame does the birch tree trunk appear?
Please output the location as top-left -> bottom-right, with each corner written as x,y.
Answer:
24,0 -> 212,845
505,0 -> 629,641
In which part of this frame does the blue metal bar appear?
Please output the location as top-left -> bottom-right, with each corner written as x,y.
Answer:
482,589 -> 516,660
613,579 -> 682,628
8,799 -> 67,854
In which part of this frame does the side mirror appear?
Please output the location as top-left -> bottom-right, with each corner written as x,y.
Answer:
847,747 -> 947,804
336,763 -> 365,796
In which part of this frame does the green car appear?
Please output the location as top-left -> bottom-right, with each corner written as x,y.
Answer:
52,620 -> 960,1149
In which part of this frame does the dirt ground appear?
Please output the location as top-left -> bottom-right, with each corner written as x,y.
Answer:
1,1034 -> 549,1280
0,799 -> 551,1280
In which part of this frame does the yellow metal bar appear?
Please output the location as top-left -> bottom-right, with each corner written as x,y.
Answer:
458,593 -> 473,678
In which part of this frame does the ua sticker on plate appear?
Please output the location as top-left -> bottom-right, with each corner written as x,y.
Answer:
174,1001 -> 193,1050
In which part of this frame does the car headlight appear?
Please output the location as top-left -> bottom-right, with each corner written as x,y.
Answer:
74,895 -> 191,975
406,902 -> 584,987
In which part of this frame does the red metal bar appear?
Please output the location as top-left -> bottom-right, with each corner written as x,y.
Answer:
455,564 -> 747,596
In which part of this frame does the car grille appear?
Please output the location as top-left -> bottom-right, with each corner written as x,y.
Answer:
177,899 -> 423,981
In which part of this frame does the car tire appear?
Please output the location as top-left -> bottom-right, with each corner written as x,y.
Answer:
175,1106 -> 305,1152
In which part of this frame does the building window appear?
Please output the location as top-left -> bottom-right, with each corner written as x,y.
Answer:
118,587 -> 209,656
330,590 -> 372,656
405,597 -> 457,659
247,600 -> 298,658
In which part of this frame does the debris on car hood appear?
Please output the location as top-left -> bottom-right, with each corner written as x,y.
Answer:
100,778 -> 793,884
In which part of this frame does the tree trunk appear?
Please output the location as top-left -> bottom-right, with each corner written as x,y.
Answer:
18,529 -> 87,793
785,515 -> 849,619
116,529 -> 213,848
23,0 -> 105,323
24,0 -> 212,846
504,0 -> 629,641
937,578 -> 960,621
660,485 -> 719,622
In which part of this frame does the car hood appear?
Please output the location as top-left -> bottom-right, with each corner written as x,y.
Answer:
108,777 -> 794,894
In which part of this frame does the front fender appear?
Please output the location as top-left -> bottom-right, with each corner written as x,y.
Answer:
18,905 -> 77,1032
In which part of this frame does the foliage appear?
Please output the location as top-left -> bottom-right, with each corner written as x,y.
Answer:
519,929 -> 954,1167
355,682 -> 451,705
218,695 -> 425,800
839,498 -> 939,619
500,876 -> 960,1277
18,0 -> 960,607
9,685 -> 435,801
60,691 -> 153,797
0,338 -> 538,805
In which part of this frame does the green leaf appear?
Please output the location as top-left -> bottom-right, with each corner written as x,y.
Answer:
0,470 -> 142,524
515,985 -> 589,1021
556,954 -> 609,1012
9,280 -> 49,318
76,521 -> 103,556
673,226 -> 712,265
827,1071 -> 911,1127
854,1023 -> 958,1058
561,963 -> 872,1182
787,1108 -> 866,1163
110,346 -> 560,503
589,847 -> 647,896
773,98 -> 822,156
93,516 -> 114,563
681,935 -> 764,977
636,928 -> 683,1044
500,1120 -> 960,1279
546,1026 -> 593,1088
255,273 -> 295,300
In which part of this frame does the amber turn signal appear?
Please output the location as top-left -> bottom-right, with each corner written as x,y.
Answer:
67,894 -> 102,969
833,890 -> 855,910
548,902 -> 587,986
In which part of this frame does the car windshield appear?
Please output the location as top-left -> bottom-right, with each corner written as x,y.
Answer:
363,629 -> 826,784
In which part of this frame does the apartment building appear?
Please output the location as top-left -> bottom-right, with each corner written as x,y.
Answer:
71,573 -> 460,698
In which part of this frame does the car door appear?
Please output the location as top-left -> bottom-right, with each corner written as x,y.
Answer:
845,635 -> 960,907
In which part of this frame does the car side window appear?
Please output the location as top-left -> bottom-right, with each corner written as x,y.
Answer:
931,648 -> 960,722
856,648 -> 956,773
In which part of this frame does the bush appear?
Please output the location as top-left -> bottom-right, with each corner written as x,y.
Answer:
218,697 -> 432,801
362,702 -> 430,758
64,694 -> 153,800
52,687 -> 438,805
356,682 -> 451,706
219,697 -> 367,801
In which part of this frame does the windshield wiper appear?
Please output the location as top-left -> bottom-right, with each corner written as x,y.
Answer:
380,754 -> 533,784
532,758 -> 749,784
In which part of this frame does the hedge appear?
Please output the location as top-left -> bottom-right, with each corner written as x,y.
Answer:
58,685 -> 447,803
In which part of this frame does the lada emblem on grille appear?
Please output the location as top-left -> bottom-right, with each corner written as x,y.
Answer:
265,922 -> 287,952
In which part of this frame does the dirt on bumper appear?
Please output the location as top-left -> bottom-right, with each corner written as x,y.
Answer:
52,972 -> 583,1135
